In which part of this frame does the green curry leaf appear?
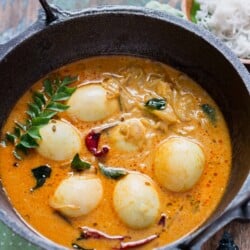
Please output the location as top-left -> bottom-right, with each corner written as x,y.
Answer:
71,154 -> 91,171
47,102 -> 69,112
5,75 -> 78,160
145,98 -> 167,110
6,132 -> 17,144
43,79 -> 54,97
31,165 -> 52,191
201,103 -> 217,124
27,127 -> 42,140
98,162 -> 128,180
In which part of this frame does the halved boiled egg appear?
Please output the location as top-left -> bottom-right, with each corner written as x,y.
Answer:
67,84 -> 120,122
113,173 -> 160,229
50,175 -> 103,217
37,120 -> 81,161
109,118 -> 146,152
154,137 -> 205,192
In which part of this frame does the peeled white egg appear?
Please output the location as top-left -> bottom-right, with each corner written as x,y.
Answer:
113,173 -> 160,229
109,119 -> 146,152
37,120 -> 81,161
50,175 -> 103,217
67,84 -> 120,122
154,137 -> 205,192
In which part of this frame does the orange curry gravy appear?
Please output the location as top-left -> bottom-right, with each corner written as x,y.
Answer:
0,56 -> 231,249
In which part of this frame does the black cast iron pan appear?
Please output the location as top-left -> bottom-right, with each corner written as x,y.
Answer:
0,1 -> 249,249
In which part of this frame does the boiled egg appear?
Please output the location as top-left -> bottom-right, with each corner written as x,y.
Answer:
67,84 -> 120,122
50,175 -> 103,217
37,120 -> 81,161
154,137 -> 205,192
109,118 -> 146,152
113,173 -> 160,229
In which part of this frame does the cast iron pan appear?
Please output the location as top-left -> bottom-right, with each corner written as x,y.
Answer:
0,1 -> 249,249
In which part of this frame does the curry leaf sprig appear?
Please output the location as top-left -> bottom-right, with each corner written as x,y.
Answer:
5,76 -> 78,160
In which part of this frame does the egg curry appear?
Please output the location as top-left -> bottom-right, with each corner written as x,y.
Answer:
0,56 -> 231,250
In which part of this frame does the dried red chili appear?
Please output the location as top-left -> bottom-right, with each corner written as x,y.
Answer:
158,213 -> 167,227
79,226 -> 128,241
119,234 -> 159,249
85,131 -> 109,157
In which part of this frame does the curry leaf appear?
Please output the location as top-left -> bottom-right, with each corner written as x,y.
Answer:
71,154 -> 91,171
6,132 -> 16,144
201,103 -> 217,124
28,103 -> 41,116
33,91 -> 46,105
62,76 -> 78,86
98,162 -> 128,180
27,127 -> 41,140
44,79 -> 53,97
47,102 -> 69,112
6,75 -> 77,160
52,86 -> 77,101
31,117 -> 50,126
31,165 -> 52,191
39,110 -> 57,119
145,98 -> 166,110
190,0 -> 200,23
33,96 -> 44,109
19,134 -> 39,148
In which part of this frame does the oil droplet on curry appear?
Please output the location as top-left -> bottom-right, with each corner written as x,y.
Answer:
0,56 -> 231,250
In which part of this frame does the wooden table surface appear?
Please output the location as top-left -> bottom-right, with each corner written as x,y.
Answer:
0,1 -> 249,249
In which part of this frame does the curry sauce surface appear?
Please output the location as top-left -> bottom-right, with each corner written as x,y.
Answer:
0,56 -> 231,250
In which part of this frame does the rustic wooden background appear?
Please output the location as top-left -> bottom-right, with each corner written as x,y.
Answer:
0,0 -> 249,249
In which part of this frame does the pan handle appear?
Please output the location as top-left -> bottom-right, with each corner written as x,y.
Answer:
0,0 -> 60,59
39,0 -> 58,24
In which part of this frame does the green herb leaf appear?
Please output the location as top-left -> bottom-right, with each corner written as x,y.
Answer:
39,110 -> 57,119
19,134 -> 39,148
28,103 -> 41,117
33,96 -> 44,110
62,76 -> 78,86
47,102 -> 69,112
98,162 -> 128,180
145,98 -> 166,110
190,0 -> 200,23
27,127 -> 41,140
6,75 -> 77,160
71,154 -> 91,171
44,79 -> 53,97
33,92 -> 46,105
31,117 -> 50,126
52,86 -> 76,101
201,103 -> 217,124
6,132 -> 16,144
31,165 -> 52,191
